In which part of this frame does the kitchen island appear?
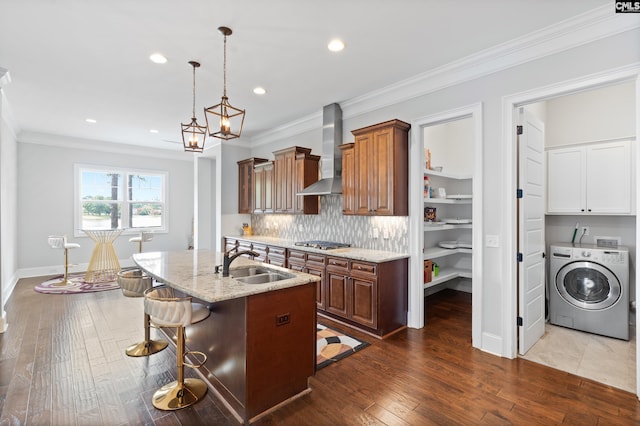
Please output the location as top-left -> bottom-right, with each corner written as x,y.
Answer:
133,250 -> 319,424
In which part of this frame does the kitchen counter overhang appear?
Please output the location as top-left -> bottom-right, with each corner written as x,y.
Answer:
133,249 -> 318,424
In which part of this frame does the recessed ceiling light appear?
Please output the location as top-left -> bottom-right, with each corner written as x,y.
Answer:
150,129 -> 159,134
253,87 -> 266,95
85,118 -> 97,123
149,53 -> 167,64
327,39 -> 345,52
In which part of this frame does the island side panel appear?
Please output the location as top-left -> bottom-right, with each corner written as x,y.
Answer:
245,281 -> 317,420
180,296 -> 249,415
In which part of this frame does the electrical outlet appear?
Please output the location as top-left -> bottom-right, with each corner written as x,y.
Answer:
383,229 -> 389,239
276,313 -> 290,326
372,228 -> 379,239
581,226 -> 590,236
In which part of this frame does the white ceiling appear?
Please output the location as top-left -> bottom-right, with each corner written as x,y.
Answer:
0,0 -> 611,151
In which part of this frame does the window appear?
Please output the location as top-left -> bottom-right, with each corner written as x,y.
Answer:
75,165 -> 167,234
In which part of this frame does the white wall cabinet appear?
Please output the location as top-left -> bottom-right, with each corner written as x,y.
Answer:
547,140 -> 633,215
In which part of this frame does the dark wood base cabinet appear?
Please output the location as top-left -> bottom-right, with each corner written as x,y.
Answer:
224,237 -> 408,338
324,257 -> 407,338
168,284 -> 317,424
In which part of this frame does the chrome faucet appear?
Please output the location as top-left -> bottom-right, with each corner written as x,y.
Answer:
222,250 -> 258,277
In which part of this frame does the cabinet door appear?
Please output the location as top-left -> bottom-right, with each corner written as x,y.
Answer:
351,276 -> 377,328
586,141 -> 631,213
253,166 -> 264,213
263,163 -> 274,212
237,161 -> 252,213
371,127 -> 394,215
274,150 -> 296,213
306,265 -> 325,310
326,271 -> 349,317
354,133 -> 373,215
547,147 -> 585,213
341,144 -> 356,215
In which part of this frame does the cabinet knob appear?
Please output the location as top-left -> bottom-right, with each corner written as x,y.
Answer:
581,209 -> 585,212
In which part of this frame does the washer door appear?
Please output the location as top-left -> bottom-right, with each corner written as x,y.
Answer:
556,261 -> 621,310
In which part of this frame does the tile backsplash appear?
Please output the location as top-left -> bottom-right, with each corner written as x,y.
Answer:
250,195 -> 409,253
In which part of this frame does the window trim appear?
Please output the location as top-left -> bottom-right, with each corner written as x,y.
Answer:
74,163 -> 169,237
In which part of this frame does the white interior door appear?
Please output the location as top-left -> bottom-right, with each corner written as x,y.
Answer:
518,107 -> 546,355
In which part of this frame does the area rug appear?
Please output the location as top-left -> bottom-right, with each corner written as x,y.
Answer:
34,272 -> 120,295
316,323 -> 370,370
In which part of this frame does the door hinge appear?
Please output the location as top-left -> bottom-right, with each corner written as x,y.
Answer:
517,316 -> 523,326
542,252 -> 546,259
516,189 -> 523,198
517,252 -> 523,262
517,125 -> 523,135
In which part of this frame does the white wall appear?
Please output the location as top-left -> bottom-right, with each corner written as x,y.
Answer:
17,138 -> 194,276
545,81 -> 635,146
0,87 -> 18,331
423,117 -> 474,175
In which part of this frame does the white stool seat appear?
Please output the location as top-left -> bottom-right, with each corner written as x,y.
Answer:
129,231 -> 153,253
117,269 -> 153,297
144,286 -> 210,327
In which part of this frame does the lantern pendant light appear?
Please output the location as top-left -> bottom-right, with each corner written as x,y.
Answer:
181,61 -> 207,152
204,26 -> 245,140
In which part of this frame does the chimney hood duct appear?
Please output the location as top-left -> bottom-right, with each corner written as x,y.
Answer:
297,103 -> 343,195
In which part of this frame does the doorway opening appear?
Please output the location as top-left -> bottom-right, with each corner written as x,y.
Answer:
408,103 -> 483,348
506,71 -> 639,394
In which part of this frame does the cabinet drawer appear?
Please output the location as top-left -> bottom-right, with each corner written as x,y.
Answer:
326,257 -> 349,273
288,261 -> 305,272
267,256 -> 286,267
350,261 -> 376,278
288,249 -> 306,261
268,245 -> 286,257
238,241 -> 252,251
306,253 -> 326,266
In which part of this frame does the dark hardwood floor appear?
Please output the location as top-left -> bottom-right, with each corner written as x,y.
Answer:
1,277 -> 639,425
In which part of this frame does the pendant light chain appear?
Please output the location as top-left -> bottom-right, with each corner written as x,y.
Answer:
223,32 -> 227,98
191,63 -> 197,119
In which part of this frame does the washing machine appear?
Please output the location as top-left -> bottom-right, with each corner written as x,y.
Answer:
549,243 -> 629,340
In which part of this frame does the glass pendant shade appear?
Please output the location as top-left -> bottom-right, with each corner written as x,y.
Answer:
181,60 -> 207,153
204,26 -> 245,140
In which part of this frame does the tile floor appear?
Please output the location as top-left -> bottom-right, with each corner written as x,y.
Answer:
521,323 -> 636,393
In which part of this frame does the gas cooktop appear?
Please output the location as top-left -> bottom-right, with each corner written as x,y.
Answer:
294,240 -> 351,250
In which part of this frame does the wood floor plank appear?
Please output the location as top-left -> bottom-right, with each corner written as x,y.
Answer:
1,281 -> 639,425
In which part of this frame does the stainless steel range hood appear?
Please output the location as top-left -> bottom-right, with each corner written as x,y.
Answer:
297,103 -> 343,195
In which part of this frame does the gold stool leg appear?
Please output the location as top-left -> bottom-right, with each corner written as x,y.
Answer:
152,326 -> 207,410
125,312 -> 168,357
52,247 -> 75,287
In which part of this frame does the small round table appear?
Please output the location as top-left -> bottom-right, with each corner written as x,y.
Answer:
82,229 -> 125,283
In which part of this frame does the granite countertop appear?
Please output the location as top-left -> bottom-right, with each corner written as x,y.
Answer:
132,249 -> 319,304
226,235 -> 409,262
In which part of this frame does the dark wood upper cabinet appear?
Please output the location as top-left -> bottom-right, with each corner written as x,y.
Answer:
237,157 -> 267,214
253,161 -> 274,213
349,119 -> 411,216
273,146 -> 319,214
339,143 -> 356,215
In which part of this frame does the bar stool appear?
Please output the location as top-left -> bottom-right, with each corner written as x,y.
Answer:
116,269 -> 168,357
129,231 -> 153,253
47,235 -> 80,287
144,285 -> 211,410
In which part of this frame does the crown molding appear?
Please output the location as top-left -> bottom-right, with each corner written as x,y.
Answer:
19,131 -> 195,162
251,5 -> 639,144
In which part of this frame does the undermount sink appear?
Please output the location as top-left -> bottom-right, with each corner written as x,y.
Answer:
230,266 -> 295,284
229,266 -> 271,278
